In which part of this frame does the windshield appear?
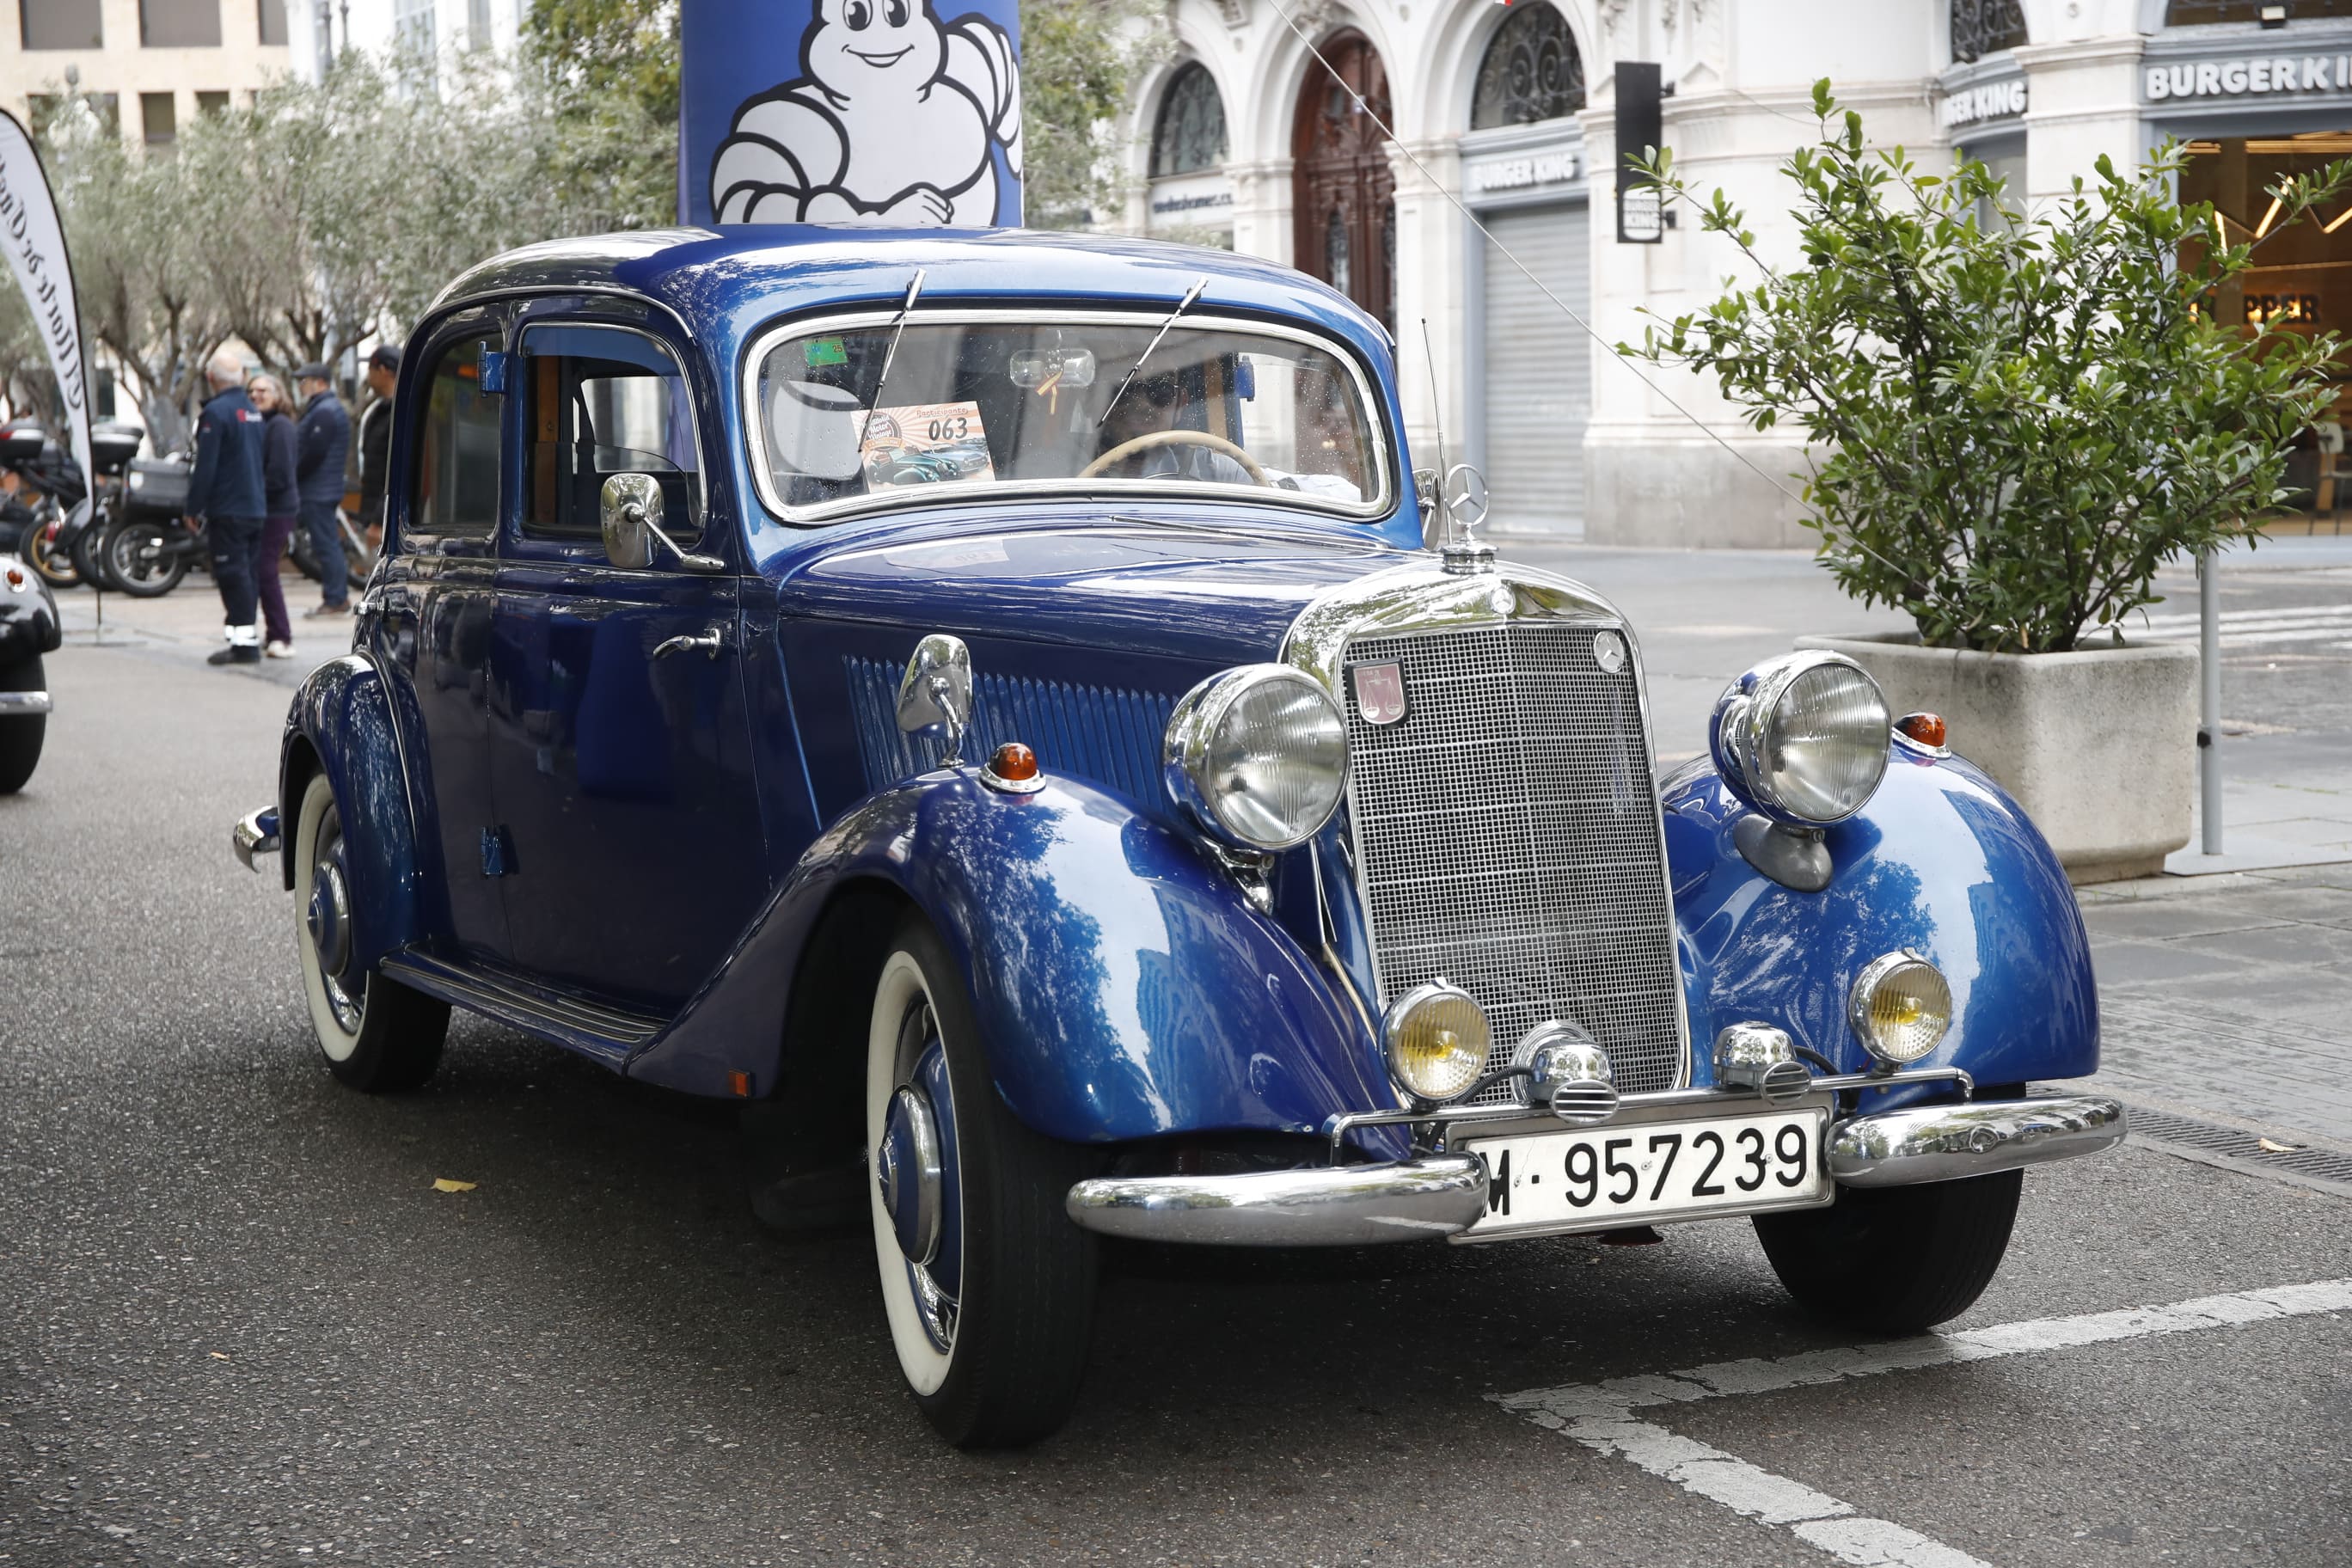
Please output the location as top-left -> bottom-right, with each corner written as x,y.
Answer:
749,312 -> 1387,520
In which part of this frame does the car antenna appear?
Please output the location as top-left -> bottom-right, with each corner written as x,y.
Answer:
863,267 -> 926,435
1097,274 -> 1210,427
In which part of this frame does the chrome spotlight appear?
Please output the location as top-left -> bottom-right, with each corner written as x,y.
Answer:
1514,1020 -> 1619,1126
1713,1022 -> 1813,1104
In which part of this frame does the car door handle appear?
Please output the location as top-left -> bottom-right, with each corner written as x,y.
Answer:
652,625 -> 730,660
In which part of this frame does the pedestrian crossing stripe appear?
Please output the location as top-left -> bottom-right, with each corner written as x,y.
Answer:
2125,602 -> 2352,651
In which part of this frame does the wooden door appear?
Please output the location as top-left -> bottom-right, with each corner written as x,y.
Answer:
1292,31 -> 1396,332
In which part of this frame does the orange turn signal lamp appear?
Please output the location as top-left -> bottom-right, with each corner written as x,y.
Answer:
989,742 -> 1038,781
3,566 -> 23,589
1895,712 -> 1947,750
979,740 -> 1046,794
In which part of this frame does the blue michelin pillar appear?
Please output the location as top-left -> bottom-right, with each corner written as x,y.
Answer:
681,0 -> 1025,228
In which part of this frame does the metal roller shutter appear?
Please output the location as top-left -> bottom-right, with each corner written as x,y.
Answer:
1479,201 -> 1590,536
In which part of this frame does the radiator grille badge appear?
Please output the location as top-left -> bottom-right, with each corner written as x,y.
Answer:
1353,661 -> 1408,726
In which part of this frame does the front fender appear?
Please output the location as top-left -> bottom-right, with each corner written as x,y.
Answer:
280,653 -> 426,973
1665,747 -> 2098,1093
632,769 -> 1386,1143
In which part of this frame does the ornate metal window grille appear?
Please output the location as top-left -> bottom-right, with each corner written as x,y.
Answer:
1151,62 -> 1228,178
1471,3 -> 1585,131
1950,0 -> 2027,64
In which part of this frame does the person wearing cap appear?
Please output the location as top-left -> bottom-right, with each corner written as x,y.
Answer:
293,359 -> 352,618
352,343 -> 399,570
185,349 -> 269,667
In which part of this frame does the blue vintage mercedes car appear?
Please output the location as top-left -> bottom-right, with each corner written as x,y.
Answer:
233,228 -> 2122,1447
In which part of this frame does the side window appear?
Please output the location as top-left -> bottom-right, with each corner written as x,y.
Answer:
409,332 -> 502,536
521,323 -> 702,543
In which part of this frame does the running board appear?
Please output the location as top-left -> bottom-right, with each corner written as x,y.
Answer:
377,950 -> 668,1066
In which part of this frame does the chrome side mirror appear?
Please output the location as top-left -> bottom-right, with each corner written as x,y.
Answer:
601,474 -> 659,568
599,473 -> 724,573
1412,467 -> 1439,531
896,633 -> 975,766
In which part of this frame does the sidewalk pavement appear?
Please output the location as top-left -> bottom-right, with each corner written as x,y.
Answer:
2078,865 -> 2352,1151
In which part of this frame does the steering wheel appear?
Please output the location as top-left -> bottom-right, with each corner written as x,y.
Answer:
1079,429 -> 1268,485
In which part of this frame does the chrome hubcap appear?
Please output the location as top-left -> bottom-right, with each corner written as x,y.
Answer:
880,1001 -> 961,1353
307,860 -> 352,978
878,1085 -> 944,1265
308,812 -> 363,1035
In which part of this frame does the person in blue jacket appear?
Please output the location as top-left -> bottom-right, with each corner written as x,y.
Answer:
183,351 -> 269,667
292,361 -> 352,616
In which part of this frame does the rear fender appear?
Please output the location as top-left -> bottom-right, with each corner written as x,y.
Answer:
1664,748 -> 2098,1099
627,769 -> 1387,1143
280,653 -> 426,972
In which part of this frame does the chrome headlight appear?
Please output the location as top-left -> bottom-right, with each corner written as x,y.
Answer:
1711,652 -> 1890,824
1164,665 -> 1347,850
1848,951 -> 1952,1065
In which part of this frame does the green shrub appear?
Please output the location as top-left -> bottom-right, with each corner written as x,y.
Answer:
1628,82 -> 2349,652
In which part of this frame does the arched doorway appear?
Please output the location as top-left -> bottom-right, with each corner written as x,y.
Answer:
1292,30 -> 1395,332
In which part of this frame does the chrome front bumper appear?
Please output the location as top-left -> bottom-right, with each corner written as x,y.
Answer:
1065,1155 -> 1488,1246
1828,1094 -> 2126,1187
232,805 -> 281,871
1063,1093 -> 2124,1246
0,689 -> 51,715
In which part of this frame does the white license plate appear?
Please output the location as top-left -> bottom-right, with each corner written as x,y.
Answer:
1460,1108 -> 1830,1240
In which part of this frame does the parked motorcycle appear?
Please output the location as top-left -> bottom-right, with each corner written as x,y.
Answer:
98,451 -> 199,598
7,420 -> 145,592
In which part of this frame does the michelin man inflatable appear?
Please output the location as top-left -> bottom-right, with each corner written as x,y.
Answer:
710,0 -> 1023,225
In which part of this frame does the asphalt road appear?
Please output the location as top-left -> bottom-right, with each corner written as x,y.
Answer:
3,579 -> 2349,1567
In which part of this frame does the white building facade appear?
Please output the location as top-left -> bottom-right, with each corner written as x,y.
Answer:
3,0 -> 292,144
285,0 -> 527,83
1126,0 -> 2352,545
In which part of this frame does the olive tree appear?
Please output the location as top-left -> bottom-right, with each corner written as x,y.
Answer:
1628,83 -> 2350,653
41,97 -> 228,450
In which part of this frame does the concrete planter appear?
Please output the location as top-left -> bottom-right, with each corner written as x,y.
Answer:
1793,632 -> 2198,884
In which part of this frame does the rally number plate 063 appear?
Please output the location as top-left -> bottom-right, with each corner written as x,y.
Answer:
1460,1107 -> 1830,1240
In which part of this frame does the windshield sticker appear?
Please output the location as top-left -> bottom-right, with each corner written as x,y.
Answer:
805,336 -> 848,368
861,402 -> 995,488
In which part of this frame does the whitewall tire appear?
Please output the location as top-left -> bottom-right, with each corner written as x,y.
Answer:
293,772 -> 449,1091
865,916 -> 1098,1446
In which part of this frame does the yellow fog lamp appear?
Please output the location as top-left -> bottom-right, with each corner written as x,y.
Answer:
1383,981 -> 1491,1106
1847,951 -> 1953,1066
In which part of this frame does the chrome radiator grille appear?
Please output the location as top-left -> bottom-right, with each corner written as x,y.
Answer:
1340,621 -> 1685,1100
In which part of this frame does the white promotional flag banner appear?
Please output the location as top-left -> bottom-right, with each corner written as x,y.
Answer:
0,110 -> 91,498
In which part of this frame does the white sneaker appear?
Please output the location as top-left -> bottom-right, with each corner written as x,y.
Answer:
265,640 -> 295,659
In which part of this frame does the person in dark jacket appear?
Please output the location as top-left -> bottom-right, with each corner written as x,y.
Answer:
184,351 -> 268,667
353,343 -> 397,543
248,374 -> 299,657
293,359 -> 353,616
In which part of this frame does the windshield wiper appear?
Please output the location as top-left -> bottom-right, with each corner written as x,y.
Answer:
862,267 -> 927,430
1096,275 -> 1210,427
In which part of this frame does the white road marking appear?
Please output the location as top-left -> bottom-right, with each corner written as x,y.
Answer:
2127,603 -> 2352,653
1492,1277 -> 2352,1567
2132,603 -> 2352,631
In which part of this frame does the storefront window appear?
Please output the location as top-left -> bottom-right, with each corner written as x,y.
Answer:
2181,133 -> 2352,519
1470,3 -> 1584,130
1150,63 -> 1227,179
1951,0 -> 2027,64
